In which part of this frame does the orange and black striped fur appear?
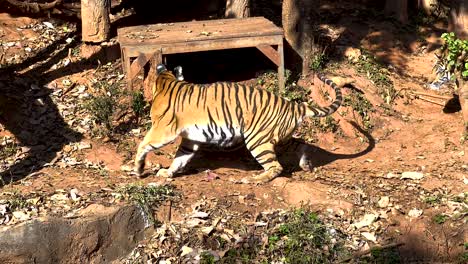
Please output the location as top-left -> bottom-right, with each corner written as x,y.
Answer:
134,64 -> 343,183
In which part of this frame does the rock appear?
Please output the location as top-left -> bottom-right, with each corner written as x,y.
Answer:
190,211 -> 209,219
12,211 -> 30,221
180,245 -> 194,257
385,172 -> 399,179
352,213 -> 378,229
361,232 -> 377,242
77,141 -> 92,150
343,47 -> 361,63
0,205 -> 148,264
377,196 -> 390,208
401,172 -> 424,180
408,208 -> 423,218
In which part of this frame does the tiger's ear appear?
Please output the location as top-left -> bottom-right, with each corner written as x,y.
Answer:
156,64 -> 167,74
174,66 -> 184,81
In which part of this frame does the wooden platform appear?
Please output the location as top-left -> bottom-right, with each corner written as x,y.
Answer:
117,17 -> 285,97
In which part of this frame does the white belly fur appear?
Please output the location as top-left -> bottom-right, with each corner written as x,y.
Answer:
181,125 -> 242,147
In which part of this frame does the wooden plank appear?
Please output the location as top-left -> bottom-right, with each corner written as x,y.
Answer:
128,52 -> 152,81
117,17 -> 280,37
123,35 -> 283,57
117,17 -> 283,46
121,47 -> 132,89
143,51 -> 162,101
278,42 -> 285,92
256,44 -> 280,66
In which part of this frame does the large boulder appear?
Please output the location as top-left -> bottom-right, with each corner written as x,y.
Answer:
0,204 -> 149,264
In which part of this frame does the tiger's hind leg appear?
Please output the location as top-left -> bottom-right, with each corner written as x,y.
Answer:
241,142 -> 283,184
156,138 -> 199,178
134,125 -> 179,176
292,138 -> 314,171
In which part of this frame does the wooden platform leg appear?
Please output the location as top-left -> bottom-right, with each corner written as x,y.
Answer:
121,47 -> 132,90
143,50 -> 163,101
277,42 -> 285,92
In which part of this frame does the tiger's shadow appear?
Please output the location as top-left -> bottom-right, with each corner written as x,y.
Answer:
164,121 -> 375,177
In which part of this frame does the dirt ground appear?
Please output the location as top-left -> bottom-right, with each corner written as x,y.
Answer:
0,2 -> 467,263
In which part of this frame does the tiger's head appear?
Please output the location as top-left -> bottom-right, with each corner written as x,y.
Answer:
152,64 -> 185,98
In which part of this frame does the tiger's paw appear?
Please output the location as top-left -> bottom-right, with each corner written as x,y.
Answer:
156,168 -> 173,178
240,171 -> 278,184
299,160 -> 313,172
132,163 -> 144,177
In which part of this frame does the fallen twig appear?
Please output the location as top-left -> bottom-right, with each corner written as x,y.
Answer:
416,96 -> 446,106
411,91 -> 452,100
60,82 -> 77,98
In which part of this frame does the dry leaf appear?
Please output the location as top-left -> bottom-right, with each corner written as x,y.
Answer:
353,213 -> 378,229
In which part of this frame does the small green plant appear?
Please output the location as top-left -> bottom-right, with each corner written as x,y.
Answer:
0,138 -> 17,160
2,191 -> 30,211
132,91 -> 146,123
433,214 -> 447,224
282,84 -> 310,103
315,116 -> 339,133
355,52 -> 397,104
424,195 -> 441,205
309,53 -> 327,72
343,91 -> 374,130
439,32 -> 468,80
118,183 -> 177,224
85,81 -> 121,133
267,208 -> 346,263
258,70 -> 291,90
200,251 -> 216,264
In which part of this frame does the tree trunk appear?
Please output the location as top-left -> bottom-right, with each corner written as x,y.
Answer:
448,0 -> 468,131
449,0 -> 468,39
417,0 -> 438,15
225,0 -> 250,18
385,0 -> 408,24
81,0 -> 110,43
282,0 -> 318,76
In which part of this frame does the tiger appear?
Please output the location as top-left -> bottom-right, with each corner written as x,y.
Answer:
428,53 -> 453,90
133,64 -> 343,183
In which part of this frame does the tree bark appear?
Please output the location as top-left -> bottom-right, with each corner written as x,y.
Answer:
282,0 -> 318,76
417,0 -> 438,15
81,0 -> 110,43
225,0 -> 250,18
449,0 -> 468,39
385,0 -> 408,24
448,1 -> 468,130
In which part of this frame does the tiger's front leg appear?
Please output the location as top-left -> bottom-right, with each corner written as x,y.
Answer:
241,142 -> 283,184
157,139 -> 198,178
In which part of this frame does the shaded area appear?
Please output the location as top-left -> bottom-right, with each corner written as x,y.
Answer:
157,122 -> 375,178
0,204 -> 146,263
0,29 -> 119,185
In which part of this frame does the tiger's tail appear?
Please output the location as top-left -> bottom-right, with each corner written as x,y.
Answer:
304,73 -> 343,118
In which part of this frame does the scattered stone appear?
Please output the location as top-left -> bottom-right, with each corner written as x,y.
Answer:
401,171 -> 424,180
78,141 -> 92,150
408,208 -> 423,218
361,232 -> 377,242
190,211 -> 209,219
352,213 -> 378,229
377,196 -> 390,208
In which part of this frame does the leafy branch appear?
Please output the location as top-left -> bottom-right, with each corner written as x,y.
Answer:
439,32 -> 468,81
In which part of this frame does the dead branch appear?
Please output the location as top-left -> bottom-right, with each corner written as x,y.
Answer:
3,0 -> 63,13
411,91 -> 452,100
414,96 -> 446,106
